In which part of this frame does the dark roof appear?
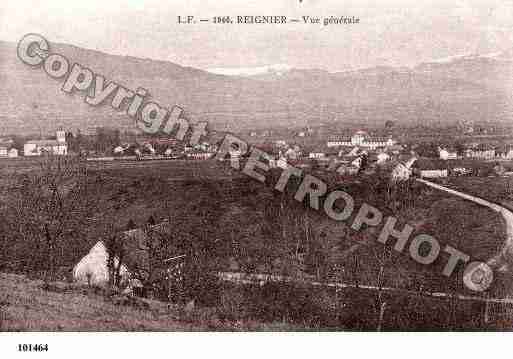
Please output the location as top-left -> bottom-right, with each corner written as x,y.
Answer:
112,221 -> 173,276
413,158 -> 448,170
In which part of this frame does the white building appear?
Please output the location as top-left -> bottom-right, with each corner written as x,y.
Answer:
113,145 -> 126,155
73,241 -> 131,287
8,148 -> 18,158
420,169 -> 448,178
439,147 -> 458,160
187,152 -> 214,160
413,159 -> 449,178
24,130 -> 68,156
327,130 -> 396,149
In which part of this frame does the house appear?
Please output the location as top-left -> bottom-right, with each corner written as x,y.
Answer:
187,151 -> 214,160
452,166 -> 472,176
73,241 -> 132,287
390,157 -> 417,182
8,148 -> 18,158
376,152 -> 390,164
439,147 -> 458,160
327,130 -> 396,149
73,221 -> 177,296
164,148 -> 184,158
113,145 -> 126,155
309,152 -> 325,159
345,147 -> 361,157
0,138 -> 18,158
24,130 -> 68,156
496,146 -> 513,160
351,155 -> 367,169
275,140 -> 287,148
285,146 -> 301,160
465,145 -> 495,160
412,159 -> 448,178
420,168 -> 449,178
142,143 -> 156,155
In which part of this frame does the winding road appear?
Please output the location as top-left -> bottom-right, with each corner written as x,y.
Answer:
416,178 -> 513,273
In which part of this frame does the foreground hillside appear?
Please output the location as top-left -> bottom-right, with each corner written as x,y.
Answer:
0,272 -> 200,331
1,158 -> 512,330
0,273 -> 301,331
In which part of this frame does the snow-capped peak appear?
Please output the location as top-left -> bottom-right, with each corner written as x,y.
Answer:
205,64 -> 292,77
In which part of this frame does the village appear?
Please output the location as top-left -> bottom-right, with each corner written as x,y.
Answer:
3,124 -> 513,182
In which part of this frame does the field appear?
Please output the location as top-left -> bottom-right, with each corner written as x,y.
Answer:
439,176 -> 513,207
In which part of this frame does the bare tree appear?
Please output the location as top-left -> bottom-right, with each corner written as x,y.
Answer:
7,155 -> 95,281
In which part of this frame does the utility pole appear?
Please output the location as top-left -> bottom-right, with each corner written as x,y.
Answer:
483,292 -> 491,325
377,301 -> 387,332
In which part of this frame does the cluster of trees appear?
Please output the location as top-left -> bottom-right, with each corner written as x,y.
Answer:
66,127 -> 121,154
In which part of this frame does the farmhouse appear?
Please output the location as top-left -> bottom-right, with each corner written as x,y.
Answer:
73,221 -> 173,294
72,241 -> 131,287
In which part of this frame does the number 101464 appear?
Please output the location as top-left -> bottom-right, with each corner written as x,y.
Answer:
18,344 -> 48,352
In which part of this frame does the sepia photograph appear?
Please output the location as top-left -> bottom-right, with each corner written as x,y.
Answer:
1,0 -> 513,357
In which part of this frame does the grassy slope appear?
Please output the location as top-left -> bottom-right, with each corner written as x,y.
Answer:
0,273 -> 201,331
0,273 -> 303,331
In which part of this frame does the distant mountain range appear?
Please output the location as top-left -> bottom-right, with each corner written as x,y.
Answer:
1,39 -> 512,136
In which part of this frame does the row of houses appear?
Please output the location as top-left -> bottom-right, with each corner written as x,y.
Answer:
439,145 -> 513,161
413,159 -> 501,179
112,140 -> 218,159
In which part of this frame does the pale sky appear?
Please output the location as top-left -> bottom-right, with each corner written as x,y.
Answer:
1,0 -> 513,72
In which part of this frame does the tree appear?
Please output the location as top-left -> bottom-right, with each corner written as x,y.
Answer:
415,142 -> 439,158
105,234 -> 126,288
385,120 -> 395,129
95,127 -> 120,154
6,155 -> 96,280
